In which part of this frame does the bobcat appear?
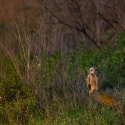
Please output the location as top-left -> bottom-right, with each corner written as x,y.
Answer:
86,66 -> 101,95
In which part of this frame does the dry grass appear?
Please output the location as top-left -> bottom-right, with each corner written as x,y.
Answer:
0,22 -> 125,125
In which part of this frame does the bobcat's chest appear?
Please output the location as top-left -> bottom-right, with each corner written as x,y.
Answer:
90,74 -> 98,84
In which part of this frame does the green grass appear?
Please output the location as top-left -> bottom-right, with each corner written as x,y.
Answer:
1,33 -> 125,124
1,100 -> 124,125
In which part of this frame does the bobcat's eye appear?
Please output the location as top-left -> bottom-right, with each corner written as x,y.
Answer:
90,68 -> 93,71
95,68 -> 99,73
95,69 -> 98,71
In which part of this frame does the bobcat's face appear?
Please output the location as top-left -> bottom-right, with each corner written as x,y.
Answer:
89,66 -> 99,77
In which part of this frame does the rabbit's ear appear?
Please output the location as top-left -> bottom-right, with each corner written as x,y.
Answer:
91,90 -> 117,106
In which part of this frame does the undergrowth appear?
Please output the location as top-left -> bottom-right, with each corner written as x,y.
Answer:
0,33 -> 125,124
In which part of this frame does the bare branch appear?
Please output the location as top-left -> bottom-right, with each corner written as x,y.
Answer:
38,1 -> 102,49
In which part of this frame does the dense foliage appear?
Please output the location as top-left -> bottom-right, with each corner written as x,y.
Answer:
0,33 -> 125,124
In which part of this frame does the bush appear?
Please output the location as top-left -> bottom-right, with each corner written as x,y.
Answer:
1,33 -> 125,124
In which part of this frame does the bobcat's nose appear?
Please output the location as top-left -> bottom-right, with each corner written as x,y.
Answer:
91,73 -> 95,77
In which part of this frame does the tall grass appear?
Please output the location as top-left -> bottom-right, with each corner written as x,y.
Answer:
0,32 -> 125,124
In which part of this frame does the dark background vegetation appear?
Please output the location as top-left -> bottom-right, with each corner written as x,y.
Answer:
0,0 -> 125,124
